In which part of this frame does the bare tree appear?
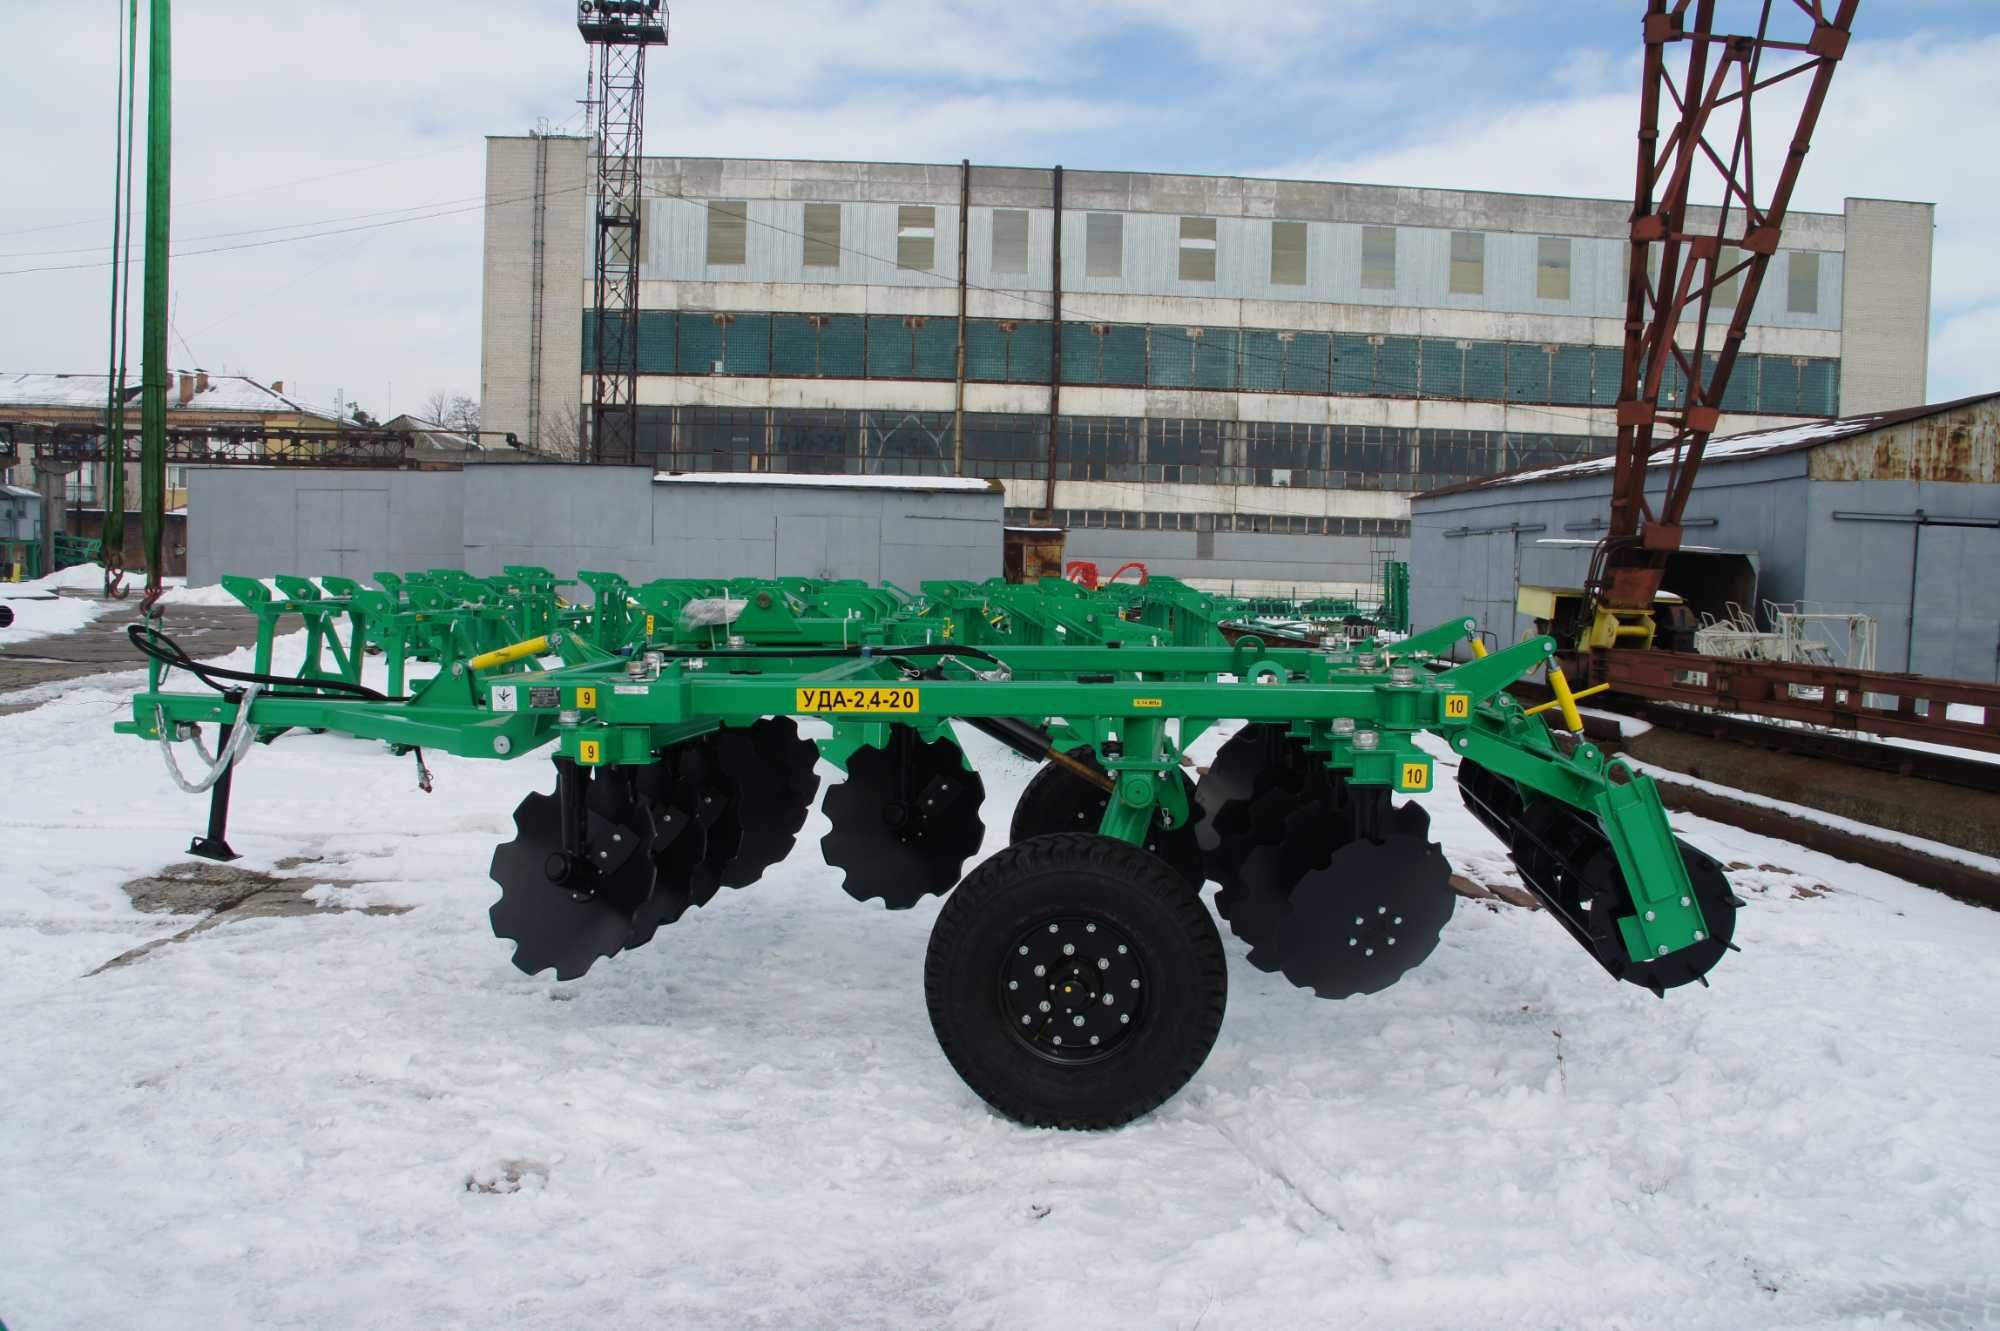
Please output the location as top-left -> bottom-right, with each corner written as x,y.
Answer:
539,403 -> 585,460
420,389 -> 451,427
420,390 -> 481,436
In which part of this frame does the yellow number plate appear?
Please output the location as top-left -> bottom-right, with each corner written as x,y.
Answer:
575,686 -> 598,710
578,738 -> 604,765
1400,761 -> 1431,791
1443,693 -> 1471,720
795,686 -> 921,714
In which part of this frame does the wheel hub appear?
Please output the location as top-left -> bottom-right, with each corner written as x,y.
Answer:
1000,915 -> 1144,1064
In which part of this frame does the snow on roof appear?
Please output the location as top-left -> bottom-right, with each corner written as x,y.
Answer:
0,371 -> 341,422
1420,390 -> 2000,497
652,470 -> 998,493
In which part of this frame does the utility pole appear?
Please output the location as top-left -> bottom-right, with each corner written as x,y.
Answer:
137,0 -> 170,609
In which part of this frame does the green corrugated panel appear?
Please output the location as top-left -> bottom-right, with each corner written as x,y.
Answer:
1757,357 -> 1797,414
1148,327 -> 1197,388
676,312 -> 722,374
913,317 -> 957,380
1239,330 -> 1285,391
1591,346 -> 1623,405
581,314 -> 596,371
1061,323 -> 1104,386
1286,332 -> 1331,393
1378,337 -> 1418,396
1799,358 -> 1837,415
1100,324 -> 1147,385
965,319 -> 1051,383
1419,339 -> 1463,398
1331,334 -> 1375,394
771,315 -> 820,376
1194,327 -> 1238,390
1465,342 -> 1507,400
1707,351 -> 1757,413
1006,321 -> 1052,383
722,313 -> 771,376
866,315 -> 917,378
635,312 -> 674,374
1506,344 -> 1551,403
822,315 -> 867,378
1550,345 -> 1591,406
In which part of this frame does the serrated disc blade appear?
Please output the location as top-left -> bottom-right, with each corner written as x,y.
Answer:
821,732 -> 986,909
711,718 -> 823,889
1247,822 -> 1454,1000
489,787 -> 657,981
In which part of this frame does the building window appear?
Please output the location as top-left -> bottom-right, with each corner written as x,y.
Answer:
1710,244 -> 1745,310
706,200 -> 747,266
1085,213 -> 1123,279
991,208 -> 1029,274
1536,236 -> 1571,301
65,462 -> 98,505
1788,251 -> 1820,314
803,203 -> 841,268
896,205 -> 936,271
1361,225 -> 1396,290
1178,216 -> 1216,282
166,464 -> 188,492
1450,231 -> 1484,295
1271,220 -> 1307,286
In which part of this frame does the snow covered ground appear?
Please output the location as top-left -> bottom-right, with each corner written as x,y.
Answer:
0,591 -> 110,647
3,639 -> 1998,1330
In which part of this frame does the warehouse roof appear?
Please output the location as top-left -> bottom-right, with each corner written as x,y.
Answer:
0,370 -> 340,421
1418,390 -> 2000,498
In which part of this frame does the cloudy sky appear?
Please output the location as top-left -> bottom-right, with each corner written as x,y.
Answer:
1,1 -> 1994,419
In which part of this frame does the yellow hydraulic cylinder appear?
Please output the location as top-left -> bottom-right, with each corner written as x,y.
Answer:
467,635 -> 551,672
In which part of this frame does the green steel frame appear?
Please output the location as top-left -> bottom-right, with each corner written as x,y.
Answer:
117,571 -> 1718,972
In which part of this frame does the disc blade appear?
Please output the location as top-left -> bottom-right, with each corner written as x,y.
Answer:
821,730 -> 986,909
1213,774 -> 1350,955
1008,748 -> 1205,888
710,718 -> 823,889
1244,802 -> 1455,999
489,786 -> 658,981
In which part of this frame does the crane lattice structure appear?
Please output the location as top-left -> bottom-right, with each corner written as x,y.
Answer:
1586,0 -> 1858,649
577,2 -> 668,465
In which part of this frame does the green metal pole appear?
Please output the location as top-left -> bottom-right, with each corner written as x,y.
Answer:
137,0 -> 169,607
102,0 -> 139,591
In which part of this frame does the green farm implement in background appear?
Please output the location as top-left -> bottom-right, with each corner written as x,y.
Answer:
119,566 -> 1736,1129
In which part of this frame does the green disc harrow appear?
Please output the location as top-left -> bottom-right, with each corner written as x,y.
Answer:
119,567 -> 1738,1129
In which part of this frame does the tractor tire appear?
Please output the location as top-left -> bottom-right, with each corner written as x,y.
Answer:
925,832 -> 1227,1130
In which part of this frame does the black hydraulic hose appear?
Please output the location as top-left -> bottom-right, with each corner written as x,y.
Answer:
648,642 -> 1007,669
127,622 -> 400,703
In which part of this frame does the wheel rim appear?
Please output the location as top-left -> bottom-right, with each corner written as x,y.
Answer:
999,913 -> 1146,1065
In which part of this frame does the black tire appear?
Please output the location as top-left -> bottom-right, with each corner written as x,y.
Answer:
925,832 -> 1227,1130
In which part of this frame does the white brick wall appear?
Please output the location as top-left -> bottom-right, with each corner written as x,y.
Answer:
1838,198 -> 1934,414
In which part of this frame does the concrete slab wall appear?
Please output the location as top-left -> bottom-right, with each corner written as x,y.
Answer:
188,466 -> 1001,591
187,469 -> 467,584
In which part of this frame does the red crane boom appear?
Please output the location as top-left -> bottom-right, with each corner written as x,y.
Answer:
1585,0 -> 1859,649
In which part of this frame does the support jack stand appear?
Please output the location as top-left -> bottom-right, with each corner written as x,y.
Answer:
188,721 -> 241,862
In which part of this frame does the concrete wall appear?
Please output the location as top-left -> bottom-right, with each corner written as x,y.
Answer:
188,469 -> 468,584
187,466 -> 1001,590
481,136 -> 589,455
1838,198 -> 1934,415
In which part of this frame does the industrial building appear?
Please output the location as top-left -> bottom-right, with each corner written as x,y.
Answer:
479,142 -> 1934,595
1409,392 -> 2000,682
